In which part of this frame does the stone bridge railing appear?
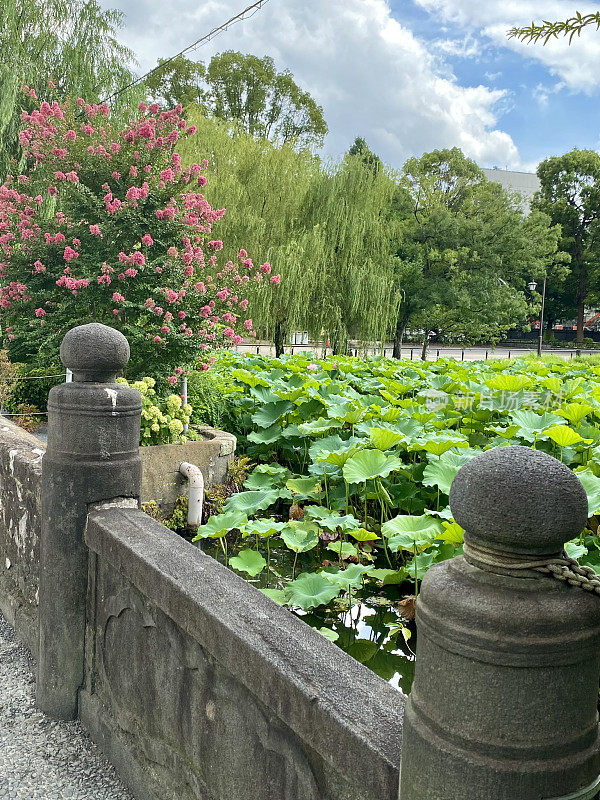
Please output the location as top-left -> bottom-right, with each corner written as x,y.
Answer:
1,322 -> 599,800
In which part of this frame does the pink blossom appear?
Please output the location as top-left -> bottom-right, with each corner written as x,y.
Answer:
244,319 -> 253,331
238,249 -> 248,259
141,234 -> 153,246
34,308 -> 46,317
63,246 -> 79,262
260,262 -> 272,274
153,336 -> 162,343
167,375 -> 178,386
89,224 -> 101,236
112,292 -> 125,303
161,326 -> 170,334
307,364 -> 318,372
270,274 -> 281,285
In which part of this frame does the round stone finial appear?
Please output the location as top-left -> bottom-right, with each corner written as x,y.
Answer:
449,445 -> 588,555
60,323 -> 130,382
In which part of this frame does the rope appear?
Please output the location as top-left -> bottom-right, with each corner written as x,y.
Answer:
463,540 -> 600,595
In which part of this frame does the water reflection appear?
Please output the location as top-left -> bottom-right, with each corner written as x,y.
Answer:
200,537 -> 416,694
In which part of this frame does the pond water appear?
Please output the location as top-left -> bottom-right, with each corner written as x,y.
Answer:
199,537 -> 416,695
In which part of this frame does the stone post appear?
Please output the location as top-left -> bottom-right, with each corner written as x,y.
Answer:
399,445 -> 600,800
37,323 -> 142,720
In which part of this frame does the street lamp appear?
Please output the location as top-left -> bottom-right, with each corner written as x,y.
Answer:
528,277 -> 547,357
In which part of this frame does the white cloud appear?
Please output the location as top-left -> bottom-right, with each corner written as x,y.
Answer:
432,34 -> 485,60
532,81 -> 565,107
414,0 -> 600,92
102,0 -> 522,168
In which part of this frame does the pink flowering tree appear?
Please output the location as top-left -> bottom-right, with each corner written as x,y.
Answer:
0,92 -> 271,377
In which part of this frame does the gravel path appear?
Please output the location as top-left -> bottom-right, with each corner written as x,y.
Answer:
0,614 -> 133,800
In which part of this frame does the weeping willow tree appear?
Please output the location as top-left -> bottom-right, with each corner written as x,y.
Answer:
178,109 -> 401,353
0,0 -> 136,178
178,108 -> 321,351
298,156 -> 401,353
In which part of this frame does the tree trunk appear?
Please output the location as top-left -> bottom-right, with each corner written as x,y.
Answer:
274,321 -> 286,358
575,243 -> 587,345
332,337 -> 343,356
393,319 -> 405,359
420,333 -> 429,361
577,301 -> 585,344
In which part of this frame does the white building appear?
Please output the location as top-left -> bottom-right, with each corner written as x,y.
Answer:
482,167 -> 540,214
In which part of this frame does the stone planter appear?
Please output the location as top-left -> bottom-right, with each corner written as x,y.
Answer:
140,425 -> 236,512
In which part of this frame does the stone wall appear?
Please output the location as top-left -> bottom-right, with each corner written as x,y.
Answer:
140,426 -> 236,512
0,418 -> 45,655
82,505 -> 404,800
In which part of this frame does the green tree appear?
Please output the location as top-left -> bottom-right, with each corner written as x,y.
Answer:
533,149 -> 600,344
147,52 -> 328,150
347,137 -> 382,175
392,148 -> 563,358
144,55 -> 206,109
509,12 -> 600,44
178,110 -> 399,356
0,0 -> 136,178
298,156 -> 399,354
178,110 -> 320,354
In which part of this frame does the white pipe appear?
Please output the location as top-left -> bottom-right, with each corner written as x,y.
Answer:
179,461 -> 204,532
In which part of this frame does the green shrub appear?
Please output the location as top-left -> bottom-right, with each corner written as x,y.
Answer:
117,376 -> 194,445
186,369 -> 238,430
3,364 -> 64,413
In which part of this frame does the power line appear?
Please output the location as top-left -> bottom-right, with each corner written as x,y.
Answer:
99,0 -> 271,107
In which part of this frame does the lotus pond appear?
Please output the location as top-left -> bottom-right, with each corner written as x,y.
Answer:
191,351 -> 600,692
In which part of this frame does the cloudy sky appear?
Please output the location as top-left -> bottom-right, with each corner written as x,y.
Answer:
99,0 -> 600,172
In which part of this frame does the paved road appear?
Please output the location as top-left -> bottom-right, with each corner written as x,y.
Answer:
237,343 -> 582,362
0,614 -> 132,800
